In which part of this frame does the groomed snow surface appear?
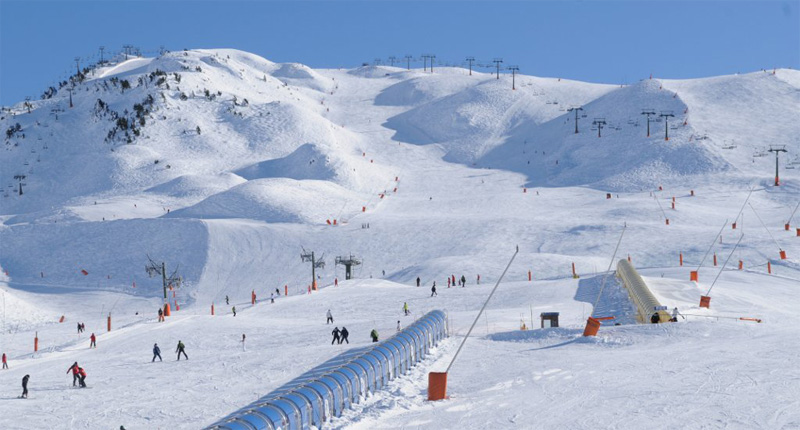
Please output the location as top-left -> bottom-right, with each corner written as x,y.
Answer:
1,50 -> 799,429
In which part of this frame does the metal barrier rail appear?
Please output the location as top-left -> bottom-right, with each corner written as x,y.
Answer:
616,260 -> 670,323
206,310 -> 448,430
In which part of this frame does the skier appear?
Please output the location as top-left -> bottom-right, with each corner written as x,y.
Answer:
461,275 -> 466,288
452,275 -> 456,286
67,362 -> 80,386
650,312 -> 660,324
21,374 -> 29,398
77,322 -> 81,334
477,274 -> 480,285
152,343 -> 162,362
671,307 -> 683,322
225,295 -> 230,305
158,307 -> 164,322
232,306 -> 237,317
275,288 -> 280,296
2,352 -> 7,369
326,309 -> 333,324
403,302 -> 409,316
416,277 -> 420,287
89,333 -> 96,348
331,327 -> 341,345
431,282 -> 437,297
270,293 -> 275,304
397,320 -> 402,332
340,327 -> 349,344
78,367 -> 87,388
176,340 -> 188,360
370,329 -> 379,343
241,334 -> 247,351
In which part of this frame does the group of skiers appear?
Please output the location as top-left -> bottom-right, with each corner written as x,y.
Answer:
67,362 -> 88,388
76,322 -> 86,333
327,309 -> 380,344
416,274 -> 475,289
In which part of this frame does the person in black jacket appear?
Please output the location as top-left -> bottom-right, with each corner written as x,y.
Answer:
431,282 -> 437,297
331,327 -> 341,345
21,374 -> 29,398
152,343 -> 162,362
416,277 -> 420,287
340,327 -> 349,344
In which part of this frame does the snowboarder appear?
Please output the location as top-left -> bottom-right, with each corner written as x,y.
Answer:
158,308 -> 164,322
370,329 -> 379,343
671,307 -> 683,322
78,367 -> 87,388
340,327 -> 349,344
89,333 -> 96,348
461,275 -> 466,287
2,352 -> 7,369
431,282 -> 437,297
152,343 -> 162,362
232,306 -> 237,317
67,362 -> 80,386
331,327 -> 341,345
176,340 -> 188,360
650,312 -> 660,324
397,320 -> 402,332
326,309 -> 333,324
416,277 -> 420,287
403,302 -> 409,316
225,295 -> 230,305
21,374 -> 29,398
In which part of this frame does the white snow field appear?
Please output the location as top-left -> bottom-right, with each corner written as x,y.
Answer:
1,49 -> 799,429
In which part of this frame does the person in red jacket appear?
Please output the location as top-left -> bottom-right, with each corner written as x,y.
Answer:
89,333 -> 97,348
67,362 -> 79,386
2,352 -> 7,369
77,367 -> 87,388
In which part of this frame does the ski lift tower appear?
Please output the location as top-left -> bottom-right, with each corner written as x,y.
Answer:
335,254 -> 362,280
660,111 -> 675,141
145,255 -> 182,314
641,109 -> 656,137
768,145 -> 788,186
301,248 -> 325,290
568,106 -> 584,134
592,118 -> 607,138
13,174 -> 26,196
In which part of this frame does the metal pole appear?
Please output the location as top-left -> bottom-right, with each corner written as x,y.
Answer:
162,262 -> 167,300
445,248 -> 518,373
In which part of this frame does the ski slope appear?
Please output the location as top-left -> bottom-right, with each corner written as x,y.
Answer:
1,49 -> 799,429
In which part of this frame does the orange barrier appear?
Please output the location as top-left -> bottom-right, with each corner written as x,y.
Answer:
797,228 -> 800,237
176,302 -> 180,311
333,219 -> 337,225
679,253 -> 683,266
738,260 -> 743,270
713,253 -> 718,266
428,372 -> 448,401
312,280 -> 318,291
583,317 -> 601,336
34,333 -> 38,352
699,295 -> 711,308
768,262 -> 772,274
666,218 -> 670,225
362,206 -> 366,212
107,315 -> 111,332
690,271 -> 698,282
211,303 -> 215,315
571,262 -> 578,279
251,290 -> 256,304
732,222 -> 737,229
59,315 -> 65,323
780,250 -> 787,260
164,303 -> 171,317
81,269 -> 88,275
528,270 -> 531,281
671,202 -> 675,210
285,285 -> 288,296
786,224 -> 791,231
326,219 -> 331,225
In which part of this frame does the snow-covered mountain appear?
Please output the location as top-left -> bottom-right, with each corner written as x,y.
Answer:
1,49 -> 799,429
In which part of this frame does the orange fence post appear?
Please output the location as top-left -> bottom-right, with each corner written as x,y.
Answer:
251,290 -> 256,304
428,372 -> 448,401
785,223 -> 790,231
679,253 -> 683,266
796,228 -> 800,237
571,262 -> 578,279
699,295 -> 711,308
690,271 -> 698,282
627,254 -> 631,262
768,262 -> 772,274
164,303 -> 171,317
671,202 -> 675,210
713,253 -> 718,266
528,270 -> 532,281
362,206 -> 366,212
666,218 -> 670,225
107,315 -> 111,332
59,315 -> 65,323
34,332 -> 38,352
285,285 -> 288,296
211,303 -> 215,315
583,317 -> 601,336
732,222 -> 737,230
780,250 -> 787,260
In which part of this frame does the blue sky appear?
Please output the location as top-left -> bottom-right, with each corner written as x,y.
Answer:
1,1 -> 798,105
